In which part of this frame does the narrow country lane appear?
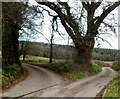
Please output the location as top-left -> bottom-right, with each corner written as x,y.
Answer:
2,63 -> 117,98
3,63 -> 63,97
23,67 -> 117,97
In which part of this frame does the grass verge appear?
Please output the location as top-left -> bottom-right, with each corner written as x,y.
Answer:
104,75 -> 119,98
2,65 -> 28,90
103,64 -> 119,98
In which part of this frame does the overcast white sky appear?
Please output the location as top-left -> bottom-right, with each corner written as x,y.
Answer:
21,0 -> 119,49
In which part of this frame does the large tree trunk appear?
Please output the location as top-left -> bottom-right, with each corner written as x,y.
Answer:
2,21 -> 21,67
69,38 -> 95,72
74,47 -> 93,72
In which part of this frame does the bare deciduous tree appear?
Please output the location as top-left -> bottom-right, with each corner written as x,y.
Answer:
36,0 -> 120,71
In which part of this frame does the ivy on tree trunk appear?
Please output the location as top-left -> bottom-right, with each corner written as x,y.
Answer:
2,20 -> 21,67
2,2 -> 26,67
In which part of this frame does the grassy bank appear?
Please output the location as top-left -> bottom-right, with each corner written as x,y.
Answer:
2,65 -> 21,89
104,75 -> 119,98
2,65 -> 28,90
104,65 -> 119,98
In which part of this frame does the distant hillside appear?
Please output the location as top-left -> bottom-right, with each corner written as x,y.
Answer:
92,48 -> 117,61
19,41 -> 118,61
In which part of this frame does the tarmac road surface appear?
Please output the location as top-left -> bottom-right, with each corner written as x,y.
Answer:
3,63 -> 63,97
2,63 -> 117,98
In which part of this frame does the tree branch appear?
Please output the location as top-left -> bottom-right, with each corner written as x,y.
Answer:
93,0 -> 103,10
96,36 -> 113,48
80,0 -> 89,11
95,1 -> 120,30
38,2 -> 80,37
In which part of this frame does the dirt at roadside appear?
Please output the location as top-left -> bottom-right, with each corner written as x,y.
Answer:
2,67 -> 29,92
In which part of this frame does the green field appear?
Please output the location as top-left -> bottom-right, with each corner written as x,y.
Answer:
102,61 -> 113,64
20,55 -> 49,61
